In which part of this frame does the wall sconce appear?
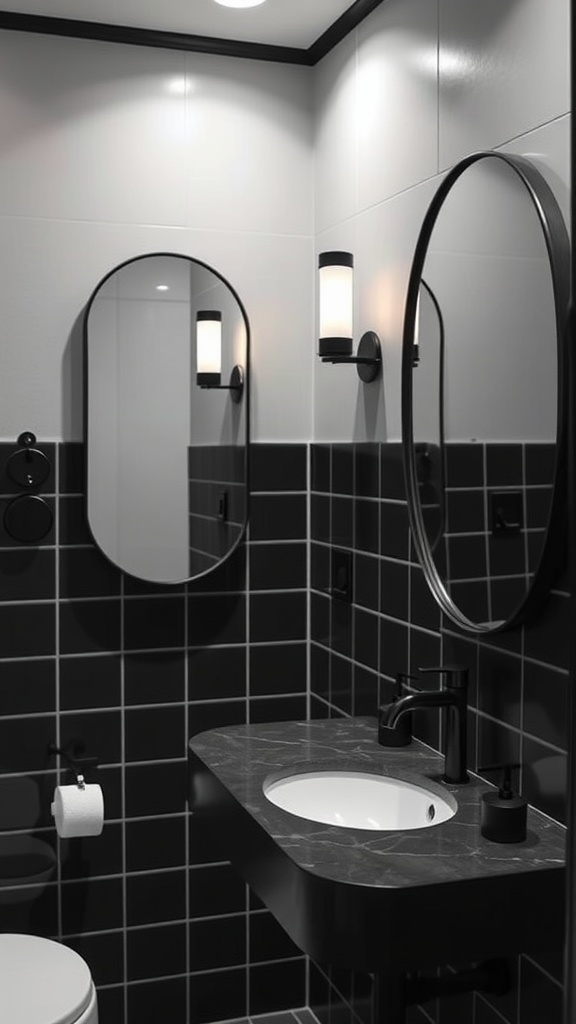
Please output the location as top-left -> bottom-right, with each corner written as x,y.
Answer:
318,251 -> 381,383
411,280 -> 444,370
412,292 -> 420,368
196,310 -> 244,403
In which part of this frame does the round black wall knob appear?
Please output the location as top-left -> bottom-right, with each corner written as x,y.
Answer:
7,448 -> 51,489
4,495 -> 53,543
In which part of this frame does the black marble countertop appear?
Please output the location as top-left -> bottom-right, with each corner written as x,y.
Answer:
189,715 -> 565,889
189,716 -> 566,970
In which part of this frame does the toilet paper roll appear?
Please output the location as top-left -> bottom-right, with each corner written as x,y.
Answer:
51,783 -> 104,838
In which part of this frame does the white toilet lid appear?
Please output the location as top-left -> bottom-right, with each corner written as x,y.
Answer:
0,934 -> 93,1024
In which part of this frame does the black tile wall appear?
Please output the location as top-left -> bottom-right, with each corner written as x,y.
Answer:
440,441 -> 554,626
0,441 -> 307,1024
188,445 -> 246,573
1,435 -> 569,1024
309,441 -> 567,1024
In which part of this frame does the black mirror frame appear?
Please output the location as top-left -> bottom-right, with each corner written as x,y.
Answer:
401,151 -> 571,636
83,251 -> 250,586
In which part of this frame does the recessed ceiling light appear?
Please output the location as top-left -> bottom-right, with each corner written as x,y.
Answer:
213,0 -> 268,8
156,285 -> 170,292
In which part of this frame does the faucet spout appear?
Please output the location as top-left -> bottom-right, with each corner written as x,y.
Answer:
378,666 -> 469,785
381,690 -> 452,729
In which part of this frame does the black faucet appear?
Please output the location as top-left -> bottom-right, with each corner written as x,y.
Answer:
378,665 -> 469,784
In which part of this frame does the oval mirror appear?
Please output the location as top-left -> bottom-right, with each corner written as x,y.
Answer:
402,152 -> 570,635
85,253 -> 249,585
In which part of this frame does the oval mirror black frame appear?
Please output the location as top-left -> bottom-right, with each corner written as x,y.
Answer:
84,252 -> 250,586
402,152 -> 570,635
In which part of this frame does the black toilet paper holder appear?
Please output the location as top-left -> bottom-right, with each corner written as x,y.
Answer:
48,740 -> 99,788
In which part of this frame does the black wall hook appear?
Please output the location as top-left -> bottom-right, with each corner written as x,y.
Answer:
8,431 -> 51,489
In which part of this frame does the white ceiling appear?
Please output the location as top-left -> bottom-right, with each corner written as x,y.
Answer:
0,0 -> 358,48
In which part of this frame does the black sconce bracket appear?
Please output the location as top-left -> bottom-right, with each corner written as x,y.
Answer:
321,331 -> 381,383
198,364 -> 244,403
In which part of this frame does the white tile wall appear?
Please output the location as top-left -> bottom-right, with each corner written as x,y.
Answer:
357,0 -> 438,211
439,0 -> 570,168
313,0 -> 571,442
0,33 -> 190,227
314,29 -> 358,234
185,52 -> 314,237
0,30 -> 315,442
0,0 -> 570,447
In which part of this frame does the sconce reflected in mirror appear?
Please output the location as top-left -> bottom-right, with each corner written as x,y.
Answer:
85,252 -> 249,585
317,250 -> 382,383
196,309 -> 244,402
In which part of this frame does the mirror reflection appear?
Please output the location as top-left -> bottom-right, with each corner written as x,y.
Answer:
404,153 -> 569,633
85,254 -> 249,585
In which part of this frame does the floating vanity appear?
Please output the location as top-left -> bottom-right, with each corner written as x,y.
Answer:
189,716 -> 565,976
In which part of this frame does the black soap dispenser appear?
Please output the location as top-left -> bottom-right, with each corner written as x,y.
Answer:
480,764 -> 527,844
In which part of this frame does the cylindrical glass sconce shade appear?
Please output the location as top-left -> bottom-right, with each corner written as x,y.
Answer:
318,251 -> 353,358
412,292 -> 421,367
197,311 -> 222,386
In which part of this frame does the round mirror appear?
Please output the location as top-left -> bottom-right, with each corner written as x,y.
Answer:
85,253 -> 249,585
402,152 -> 570,635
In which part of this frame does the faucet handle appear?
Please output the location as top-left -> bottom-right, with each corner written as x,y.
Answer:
418,665 -> 469,689
394,671 -> 420,697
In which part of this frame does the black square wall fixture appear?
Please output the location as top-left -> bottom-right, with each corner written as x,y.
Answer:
331,547 -> 353,601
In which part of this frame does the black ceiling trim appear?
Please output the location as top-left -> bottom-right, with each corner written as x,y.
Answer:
307,0 -> 384,64
0,12 -> 311,64
0,1 -> 385,65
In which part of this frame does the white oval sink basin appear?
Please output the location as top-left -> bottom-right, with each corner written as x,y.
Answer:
263,770 -> 457,831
